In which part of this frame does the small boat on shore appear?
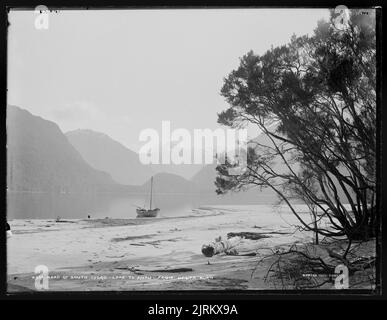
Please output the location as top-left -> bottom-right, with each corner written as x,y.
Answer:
136,176 -> 160,218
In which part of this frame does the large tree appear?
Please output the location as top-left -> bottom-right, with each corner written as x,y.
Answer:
216,10 -> 377,241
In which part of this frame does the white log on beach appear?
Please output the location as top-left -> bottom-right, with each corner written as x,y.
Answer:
201,236 -> 242,257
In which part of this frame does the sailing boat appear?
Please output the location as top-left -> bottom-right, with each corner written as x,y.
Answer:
136,176 -> 160,218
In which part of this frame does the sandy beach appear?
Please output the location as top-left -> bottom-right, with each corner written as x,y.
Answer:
7,205 -> 376,291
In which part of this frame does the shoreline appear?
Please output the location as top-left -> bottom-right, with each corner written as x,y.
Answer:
7,206 -> 376,291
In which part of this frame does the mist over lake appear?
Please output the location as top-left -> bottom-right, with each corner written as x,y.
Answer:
7,191 -> 280,220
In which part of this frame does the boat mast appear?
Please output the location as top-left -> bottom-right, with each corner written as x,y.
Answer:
149,176 -> 153,210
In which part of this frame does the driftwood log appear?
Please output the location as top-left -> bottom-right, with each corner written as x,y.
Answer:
227,232 -> 271,240
201,236 -> 242,257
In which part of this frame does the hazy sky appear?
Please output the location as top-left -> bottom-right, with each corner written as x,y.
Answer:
8,8 -> 330,152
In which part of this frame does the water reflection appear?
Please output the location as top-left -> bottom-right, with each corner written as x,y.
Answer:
7,191 -> 277,220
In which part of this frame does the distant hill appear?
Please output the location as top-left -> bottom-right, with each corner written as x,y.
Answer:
191,163 -> 218,192
150,163 -> 205,181
66,129 -> 153,185
190,162 -> 280,203
7,105 -> 115,192
142,172 -> 199,194
189,131 -> 302,202
189,129 -> 354,204
190,132 -> 278,193
141,143 -> 206,180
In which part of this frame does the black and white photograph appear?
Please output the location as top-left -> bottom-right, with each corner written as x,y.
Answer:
4,5 -> 381,294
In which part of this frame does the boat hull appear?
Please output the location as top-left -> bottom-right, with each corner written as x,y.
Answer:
136,208 -> 160,218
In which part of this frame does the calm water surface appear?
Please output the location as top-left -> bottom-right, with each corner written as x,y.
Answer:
7,192 -> 278,220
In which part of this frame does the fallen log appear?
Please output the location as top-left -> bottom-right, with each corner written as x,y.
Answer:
141,267 -> 193,273
114,266 -> 193,273
201,236 -> 242,257
227,232 -> 271,240
226,251 -> 257,257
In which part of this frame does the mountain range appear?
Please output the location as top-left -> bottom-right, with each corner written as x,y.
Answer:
6,105 -> 354,207
5,105 -> 285,202
7,105 -> 115,192
66,129 -> 153,185
6,105 -> 220,195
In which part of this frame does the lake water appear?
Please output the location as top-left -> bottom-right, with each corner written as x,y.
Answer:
7,191 -> 279,220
